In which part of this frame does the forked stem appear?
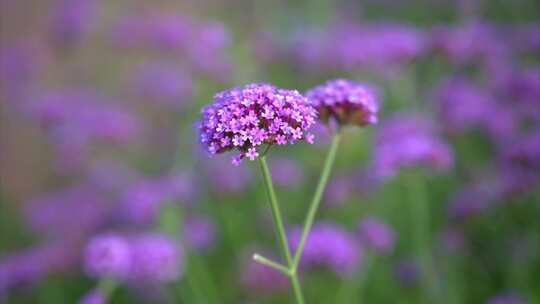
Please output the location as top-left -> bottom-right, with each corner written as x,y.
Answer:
258,156 -> 305,304
253,253 -> 290,276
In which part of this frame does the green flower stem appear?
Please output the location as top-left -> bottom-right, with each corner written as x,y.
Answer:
97,277 -> 117,301
258,156 -> 305,304
292,132 -> 342,269
407,171 -> 439,302
253,253 -> 291,276
335,250 -> 374,303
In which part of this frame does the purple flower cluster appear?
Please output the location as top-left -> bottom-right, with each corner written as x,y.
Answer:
372,113 -> 453,178
198,83 -> 317,165
288,222 -> 362,276
83,233 -> 183,283
357,217 -> 395,254
306,79 -> 379,126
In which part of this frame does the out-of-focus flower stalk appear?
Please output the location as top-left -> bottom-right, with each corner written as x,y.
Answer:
336,250 -> 374,304
97,278 -> 116,301
406,171 -> 440,302
257,155 -> 305,304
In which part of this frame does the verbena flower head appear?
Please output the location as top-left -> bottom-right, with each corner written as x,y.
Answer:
84,233 -> 131,279
357,217 -> 395,254
306,79 -> 378,126
198,83 -> 317,165
288,222 -> 362,276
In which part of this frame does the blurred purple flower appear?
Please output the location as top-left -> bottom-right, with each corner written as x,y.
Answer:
198,83 -> 317,165
0,241 -> 79,291
371,113 -> 453,178
50,0 -> 99,48
108,13 -> 231,80
269,157 -> 304,187
188,22 -> 232,81
120,172 -> 195,225
288,222 -> 362,276
433,76 -> 517,140
430,22 -> 509,65
289,22 -> 426,74
130,61 -> 193,108
306,79 -> 379,126
447,181 -> 496,220
86,159 -> 140,193
128,233 -> 183,283
338,23 -> 427,68
324,171 -> 376,207
440,226 -> 467,253
501,131 -> 540,170
0,42 -> 42,101
79,288 -> 106,304
24,88 -> 142,144
24,185 -> 110,239
84,233 -> 131,279
203,157 -> 252,193
512,23 -> 540,52
183,215 -> 216,251
357,217 -> 395,254
251,30 -> 287,66
494,67 -> 540,121
394,259 -> 419,288
486,292 -> 525,304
